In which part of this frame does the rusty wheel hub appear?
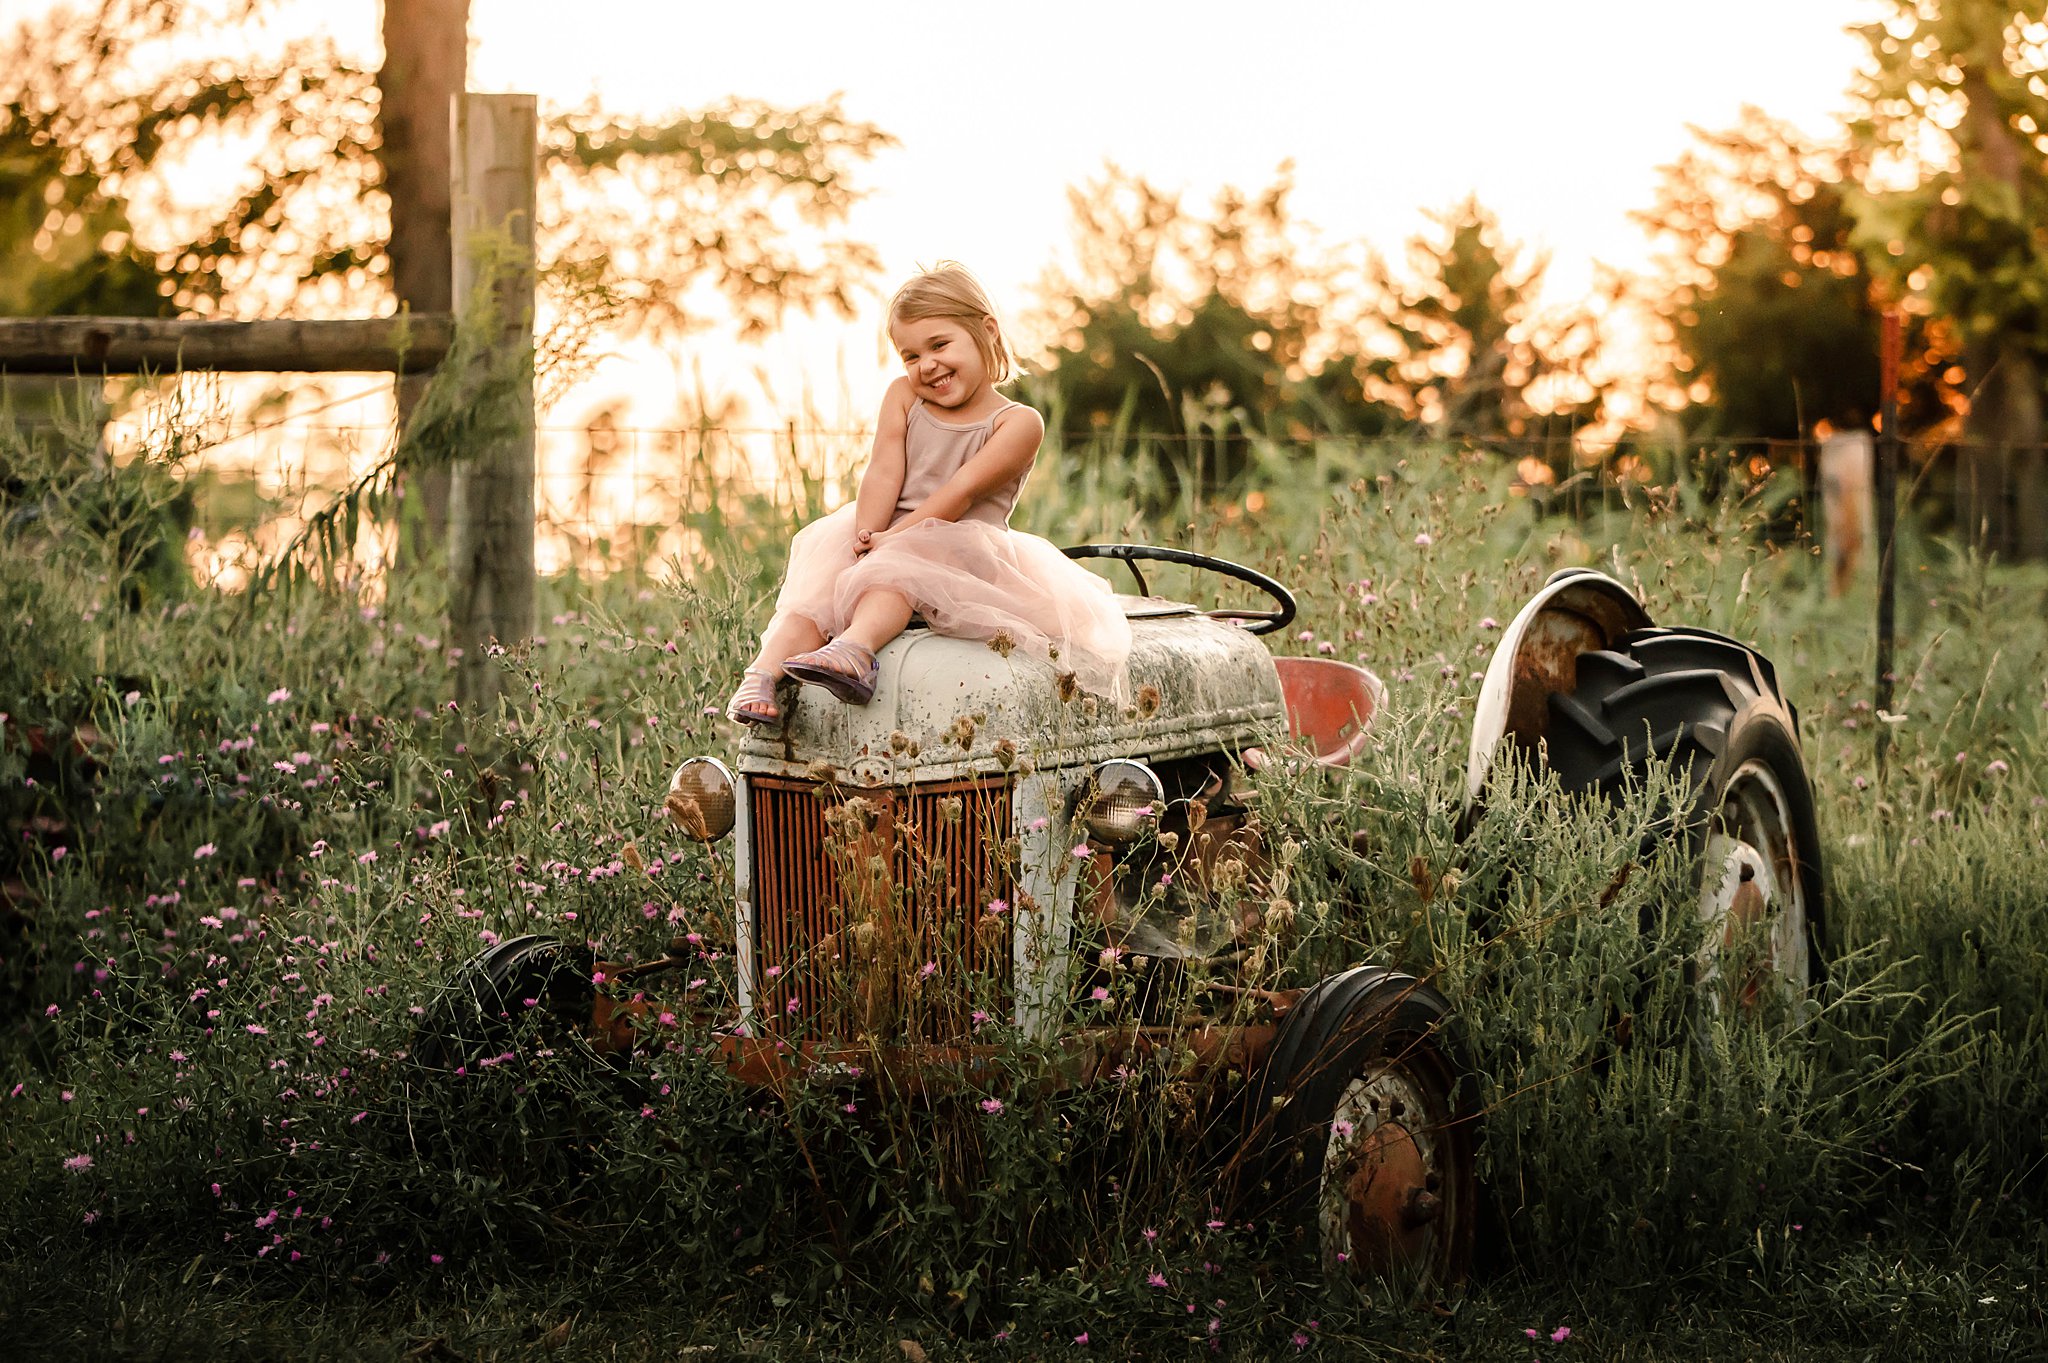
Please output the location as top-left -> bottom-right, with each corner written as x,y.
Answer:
1701,759 -> 1810,1008
1319,1064 -> 1446,1281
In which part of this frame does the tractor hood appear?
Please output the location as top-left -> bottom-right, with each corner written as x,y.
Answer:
737,604 -> 1288,783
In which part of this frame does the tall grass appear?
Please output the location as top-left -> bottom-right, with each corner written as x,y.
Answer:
2,411 -> 2045,1358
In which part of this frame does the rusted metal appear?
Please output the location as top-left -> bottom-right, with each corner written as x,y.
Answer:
1464,570 -> 1652,810
1197,981 -> 1305,1017
705,1021 -> 1282,1093
748,773 -> 1014,1041
1339,1119 -> 1432,1276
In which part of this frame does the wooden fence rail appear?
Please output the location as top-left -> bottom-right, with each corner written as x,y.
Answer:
0,315 -> 454,375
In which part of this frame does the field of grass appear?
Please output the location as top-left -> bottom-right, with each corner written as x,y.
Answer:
2,416 -> 2046,1361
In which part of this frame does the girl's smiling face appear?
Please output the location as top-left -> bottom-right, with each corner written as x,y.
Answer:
891,315 -> 995,410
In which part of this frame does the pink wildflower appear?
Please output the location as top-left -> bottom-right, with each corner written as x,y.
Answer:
193,843 -> 217,860
62,1153 -> 93,1172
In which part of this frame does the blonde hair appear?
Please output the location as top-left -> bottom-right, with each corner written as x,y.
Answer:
887,262 -> 1013,385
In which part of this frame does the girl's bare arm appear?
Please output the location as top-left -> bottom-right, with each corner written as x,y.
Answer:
889,405 -> 1044,528
852,378 -> 913,545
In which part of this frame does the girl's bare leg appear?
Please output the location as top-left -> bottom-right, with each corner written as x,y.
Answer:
777,592 -> 912,706
838,589 -> 914,654
748,612 -> 826,677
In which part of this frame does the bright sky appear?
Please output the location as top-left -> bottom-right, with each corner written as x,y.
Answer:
455,0 -> 1887,423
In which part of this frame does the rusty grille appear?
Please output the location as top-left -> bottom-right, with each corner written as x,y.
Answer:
748,774 -> 1014,1041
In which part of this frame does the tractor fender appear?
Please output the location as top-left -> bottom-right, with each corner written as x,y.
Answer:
1462,567 -> 1652,813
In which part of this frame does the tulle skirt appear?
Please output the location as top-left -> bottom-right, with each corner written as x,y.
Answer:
770,503 -> 1132,704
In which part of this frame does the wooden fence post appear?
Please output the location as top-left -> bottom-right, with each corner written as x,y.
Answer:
1819,430 -> 1873,598
446,92 -> 537,720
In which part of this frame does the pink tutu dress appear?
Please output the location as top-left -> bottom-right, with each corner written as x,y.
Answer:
770,399 -> 1132,704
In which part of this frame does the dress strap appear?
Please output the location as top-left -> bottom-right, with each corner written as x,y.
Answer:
908,396 -> 1016,428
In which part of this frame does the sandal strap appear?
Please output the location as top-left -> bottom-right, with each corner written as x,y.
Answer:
726,668 -> 782,724
806,638 -> 875,676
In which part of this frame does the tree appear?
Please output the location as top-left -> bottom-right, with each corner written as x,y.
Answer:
1025,164 -> 1399,489
1366,197 -> 1602,445
0,0 -> 377,452
0,1 -> 891,377
1636,107 -> 1956,441
0,1 -> 383,321
1849,0 -> 2048,556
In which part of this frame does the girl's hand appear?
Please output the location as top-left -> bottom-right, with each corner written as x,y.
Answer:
853,526 -> 882,557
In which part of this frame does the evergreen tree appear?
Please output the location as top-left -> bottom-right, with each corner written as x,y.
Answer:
1365,197 -> 1598,444
1024,164 -> 1399,488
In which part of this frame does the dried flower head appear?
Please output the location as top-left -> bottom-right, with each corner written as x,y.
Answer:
1056,671 -> 1080,703
664,792 -> 708,839
987,630 -> 1017,658
1136,684 -> 1162,718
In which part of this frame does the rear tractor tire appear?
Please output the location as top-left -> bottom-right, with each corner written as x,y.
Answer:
1534,626 -> 1828,1002
1243,967 -> 1477,1295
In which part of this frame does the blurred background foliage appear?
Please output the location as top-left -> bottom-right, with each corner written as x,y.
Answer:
9,0 -> 2046,548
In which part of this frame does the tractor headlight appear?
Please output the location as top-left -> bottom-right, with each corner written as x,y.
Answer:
1084,759 -> 1164,846
665,757 -> 736,842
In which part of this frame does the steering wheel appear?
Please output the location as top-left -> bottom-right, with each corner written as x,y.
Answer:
1062,543 -> 1297,636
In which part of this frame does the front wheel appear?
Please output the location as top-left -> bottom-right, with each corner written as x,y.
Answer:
411,934 -> 610,1073
1242,967 -> 1477,1293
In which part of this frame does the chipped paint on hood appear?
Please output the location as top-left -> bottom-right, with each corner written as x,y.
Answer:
737,610 -> 1288,783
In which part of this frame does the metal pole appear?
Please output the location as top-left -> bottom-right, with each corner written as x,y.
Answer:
1875,311 -> 1902,780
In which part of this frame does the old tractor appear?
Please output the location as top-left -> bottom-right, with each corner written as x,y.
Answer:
429,549 -> 1826,1292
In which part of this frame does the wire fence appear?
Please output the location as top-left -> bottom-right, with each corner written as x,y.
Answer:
16,404 -> 2048,590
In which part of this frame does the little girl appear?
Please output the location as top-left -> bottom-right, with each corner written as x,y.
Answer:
726,263 -> 1131,725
